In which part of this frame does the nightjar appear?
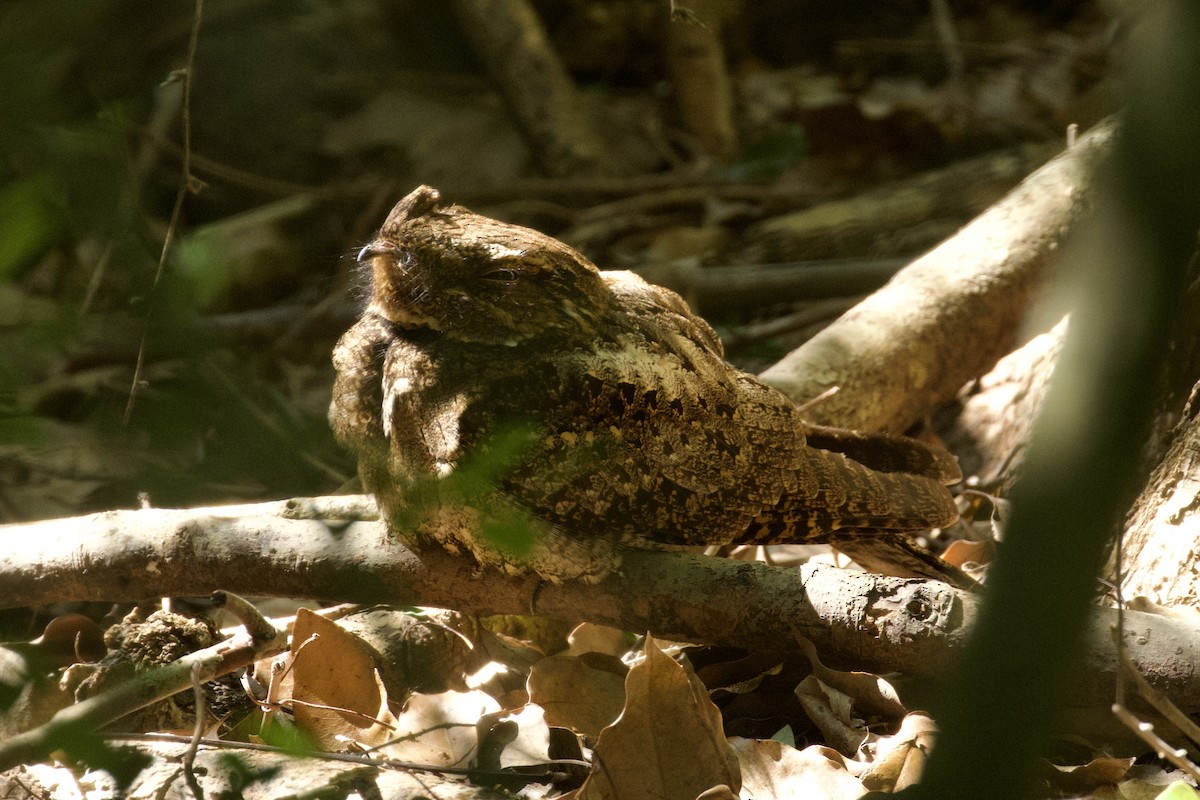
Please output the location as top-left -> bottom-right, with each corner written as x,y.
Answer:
330,186 -> 962,583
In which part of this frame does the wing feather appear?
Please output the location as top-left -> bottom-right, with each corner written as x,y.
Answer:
501,272 -> 956,547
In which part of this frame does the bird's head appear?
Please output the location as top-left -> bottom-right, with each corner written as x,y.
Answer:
358,186 -> 611,346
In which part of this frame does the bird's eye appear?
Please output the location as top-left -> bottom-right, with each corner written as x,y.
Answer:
483,267 -> 520,284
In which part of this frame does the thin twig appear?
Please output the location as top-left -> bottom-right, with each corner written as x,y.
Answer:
183,661 -> 207,800
0,621 -> 288,772
101,731 -> 590,779
212,591 -> 280,644
137,125 -> 332,198
1110,626 -> 1200,760
200,359 -> 350,485
124,0 -> 205,427
724,295 -> 864,350
929,0 -> 966,89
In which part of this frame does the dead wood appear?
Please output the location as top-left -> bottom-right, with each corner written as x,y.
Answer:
739,140 -> 1062,263
758,119 -> 1115,433
455,173 -> 818,205
1111,247 -> 1200,606
450,0 -> 617,177
58,303 -> 359,371
3,498 -> 1200,713
0,623 -> 287,773
665,0 -> 738,161
723,295 -> 864,350
637,259 -> 902,315
940,317 -> 1066,493
914,8 -> 1200,793
1119,386 -> 1200,606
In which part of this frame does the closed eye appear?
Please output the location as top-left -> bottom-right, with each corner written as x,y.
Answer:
482,267 -> 520,284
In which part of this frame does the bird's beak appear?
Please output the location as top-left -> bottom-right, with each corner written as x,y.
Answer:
357,241 -> 399,265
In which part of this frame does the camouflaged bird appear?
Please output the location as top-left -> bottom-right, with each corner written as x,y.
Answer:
330,185 -> 962,584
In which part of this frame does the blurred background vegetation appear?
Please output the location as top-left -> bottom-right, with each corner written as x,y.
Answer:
0,0 -> 1113,521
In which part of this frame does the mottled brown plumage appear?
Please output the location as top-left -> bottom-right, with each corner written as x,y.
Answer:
330,186 -> 962,583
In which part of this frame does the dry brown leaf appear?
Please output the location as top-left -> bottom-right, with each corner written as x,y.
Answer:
380,689 -> 499,767
795,675 -> 866,757
942,538 -> 994,569
476,703 -> 554,769
528,653 -> 627,738
795,634 -> 906,719
567,623 -> 635,658
693,650 -> 787,694
70,740 -> 474,799
576,635 -> 741,800
1041,756 -> 1137,794
1100,775 -> 1199,800
336,607 -> 473,695
860,712 -> 938,792
290,608 -> 396,750
731,738 -> 866,800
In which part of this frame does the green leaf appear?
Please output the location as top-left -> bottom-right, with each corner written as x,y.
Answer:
0,177 -> 57,280
1156,781 -> 1200,800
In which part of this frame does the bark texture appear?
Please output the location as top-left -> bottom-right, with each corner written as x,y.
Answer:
941,317 -> 1066,493
758,119 -> 1114,434
1120,388 -> 1200,606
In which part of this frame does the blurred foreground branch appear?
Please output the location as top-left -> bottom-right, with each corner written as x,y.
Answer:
911,3 -> 1200,798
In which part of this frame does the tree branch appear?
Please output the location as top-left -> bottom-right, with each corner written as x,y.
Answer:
4,498 -> 1200,712
449,0 -> 617,177
759,119 -> 1115,433
0,624 -> 287,773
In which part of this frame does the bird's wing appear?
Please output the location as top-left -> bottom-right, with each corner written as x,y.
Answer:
502,274 -> 957,547
330,313 -> 395,497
